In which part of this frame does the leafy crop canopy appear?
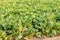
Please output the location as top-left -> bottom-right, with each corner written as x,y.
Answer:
0,0 -> 60,40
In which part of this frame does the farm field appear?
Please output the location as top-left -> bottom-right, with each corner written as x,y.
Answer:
0,0 -> 60,40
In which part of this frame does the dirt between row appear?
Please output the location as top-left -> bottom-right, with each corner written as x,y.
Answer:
29,35 -> 60,40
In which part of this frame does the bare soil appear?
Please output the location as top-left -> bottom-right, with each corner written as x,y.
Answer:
29,35 -> 60,40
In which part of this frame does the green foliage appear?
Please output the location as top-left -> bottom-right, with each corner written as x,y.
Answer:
0,0 -> 60,40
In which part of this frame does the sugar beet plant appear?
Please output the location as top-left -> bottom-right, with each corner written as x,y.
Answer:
0,0 -> 60,40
